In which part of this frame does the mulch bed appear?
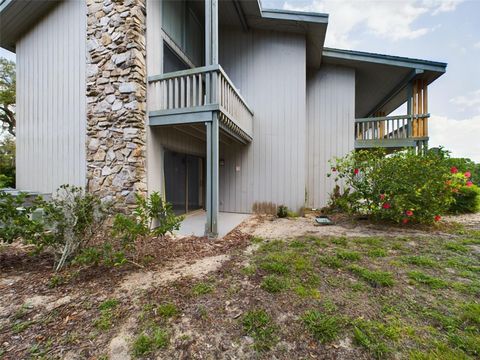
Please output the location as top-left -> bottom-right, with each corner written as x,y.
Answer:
0,229 -> 251,359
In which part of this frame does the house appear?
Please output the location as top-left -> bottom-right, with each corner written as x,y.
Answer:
0,0 -> 447,236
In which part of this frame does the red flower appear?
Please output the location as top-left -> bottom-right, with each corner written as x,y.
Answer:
354,168 -> 359,175
452,188 -> 459,193
466,181 -> 473,187
379,194 -> 386,200
445,180 -> 452,186
402,218 -> 409,224
464,171 -> 471,178
382,203 -> 391,209
434,215 -> 441,222
405,210 -> 414,217
331,167 -> 337,172
450,167 -> 458,174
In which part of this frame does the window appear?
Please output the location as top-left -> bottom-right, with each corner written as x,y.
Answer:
163,43 -> 189,73
162,0 -> 204,66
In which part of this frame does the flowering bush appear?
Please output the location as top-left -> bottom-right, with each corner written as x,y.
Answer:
328,149 -> 474,224
449,184 -> 480,214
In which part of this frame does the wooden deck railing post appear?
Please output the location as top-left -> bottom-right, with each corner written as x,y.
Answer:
407,81 -> 413,138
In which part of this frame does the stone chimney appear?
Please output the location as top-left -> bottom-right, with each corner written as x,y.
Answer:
85,0 -> 147,205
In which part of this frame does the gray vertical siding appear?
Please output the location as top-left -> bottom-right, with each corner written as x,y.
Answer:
306,64 -> 355,208
219,28 -> 307,213
16,0 -> 86,193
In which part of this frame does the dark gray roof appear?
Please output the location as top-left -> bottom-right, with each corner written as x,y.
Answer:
323,48 -> 447,117
0,0 -> 59,52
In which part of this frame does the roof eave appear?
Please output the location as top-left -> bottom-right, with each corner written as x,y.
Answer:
0,0 -> 59,53
323,47 -> 447,73
239,0 -> 329,68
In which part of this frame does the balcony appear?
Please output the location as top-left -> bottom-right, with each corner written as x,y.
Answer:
148,64 -> 253,144
354,114 -> 430,150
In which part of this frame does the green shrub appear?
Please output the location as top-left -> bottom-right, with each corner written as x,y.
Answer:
277,205 -> 289,218
450,184 -> 480,214
0,191 -> 44,243
112,192 -> 182,247
0,174 -> 13,188
38,185 -> 110,271
0,136 -> 15,188
329,148 -> 471,224
0,186 -> 110,270
73,243 -> 127,267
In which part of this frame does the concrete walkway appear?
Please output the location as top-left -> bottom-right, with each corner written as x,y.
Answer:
176,211 -> 250,238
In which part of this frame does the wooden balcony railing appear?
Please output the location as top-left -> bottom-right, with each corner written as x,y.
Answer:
148,64 -> 254,142
355,114 -> 430,149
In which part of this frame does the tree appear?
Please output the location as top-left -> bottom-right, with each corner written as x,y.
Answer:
0,58 -> 16,137
0,135 -> 15,187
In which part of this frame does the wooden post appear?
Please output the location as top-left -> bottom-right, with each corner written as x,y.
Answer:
423,81 -> 428,137
407,81 -> 413,138
417,80 -> 423,136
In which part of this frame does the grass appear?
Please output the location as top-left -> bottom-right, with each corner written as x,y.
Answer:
157,303 -> 179,318
460,302 -> 480,326
7,224 -> 478,359
402,255 -> 437,267
12,320 -> 34,334
353,323 -> 391,359
301,310 -> 342,343
261,275 -> 288,293
348,265 -> 395,287
445,242 -> 469,253
132,327 -> 169,357
242,309 -> 278,352
367,248 -> 388,258
94,298 -> 120,330
243,229 -> 480,358
191,281 -> 215,296
336,250 -> 361,261
408,271 -> 448,289
318,255 -> 343,268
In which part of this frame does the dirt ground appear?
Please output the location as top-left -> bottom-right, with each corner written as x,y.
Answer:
242,212 -> 480,240
0,213 -> 479,359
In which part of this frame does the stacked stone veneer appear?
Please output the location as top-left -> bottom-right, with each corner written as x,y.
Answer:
86,0 -> 147,205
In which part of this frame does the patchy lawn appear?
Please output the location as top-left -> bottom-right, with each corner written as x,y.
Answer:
1,215 -> 479,359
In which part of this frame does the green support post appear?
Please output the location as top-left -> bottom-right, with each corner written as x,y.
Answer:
204,0 -> 219,237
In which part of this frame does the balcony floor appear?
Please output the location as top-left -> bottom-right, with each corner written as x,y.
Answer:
355,137 -> 428,150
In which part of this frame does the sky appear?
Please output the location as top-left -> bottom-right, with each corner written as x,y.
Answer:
1,0 -> 479,161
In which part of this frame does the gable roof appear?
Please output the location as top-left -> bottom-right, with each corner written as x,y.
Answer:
218,0 -> 328,68
323,48 -> 447,117
0,0 -> 58,52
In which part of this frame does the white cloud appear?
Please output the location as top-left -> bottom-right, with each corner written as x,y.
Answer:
429,114 -> 480,162
474,41 -> 480,49
450,89 -> 480,112
425,0 -> 463,15
282,0 -> 462,48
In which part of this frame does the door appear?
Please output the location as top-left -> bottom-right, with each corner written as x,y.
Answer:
164,150 -> 204,215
